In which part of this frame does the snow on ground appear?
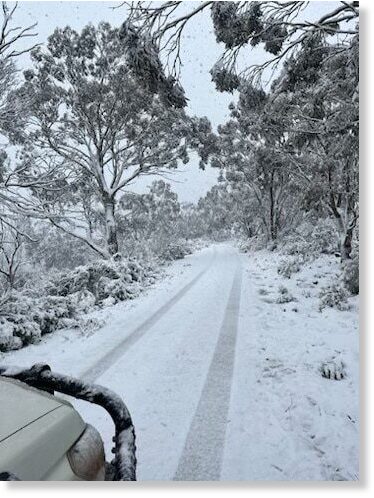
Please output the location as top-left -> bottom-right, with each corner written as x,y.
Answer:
0,246 -> 212,376
222,249 -> 359,481
0,243 -> 359,481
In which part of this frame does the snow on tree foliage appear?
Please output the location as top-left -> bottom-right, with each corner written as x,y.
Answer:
197,24 -> 358,260
123,1 -> 358,91
0,176 -> 201,352
119,21 -> 187,108
7,22 -> 208,259
211,2 -> 264,50
210,63 -> 241,93
211,0 -> 287,57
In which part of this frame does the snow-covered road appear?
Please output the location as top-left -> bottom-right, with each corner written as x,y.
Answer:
1,243 -> 359,481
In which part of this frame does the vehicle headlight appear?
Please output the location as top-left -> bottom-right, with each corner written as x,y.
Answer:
67,424 -> 106,480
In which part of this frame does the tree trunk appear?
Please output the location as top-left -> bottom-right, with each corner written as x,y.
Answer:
269,184 -> 277,241
328,189 -> 356,261
103,196 -> 119,256
340,223 -> 355,260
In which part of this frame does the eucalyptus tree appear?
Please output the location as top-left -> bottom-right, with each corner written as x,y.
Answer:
19,22 -> 200,258
0,1 -> 39,292
122,0 -> 359,255
0,218 -> 24,289
271,33 -> 359,258
121,1 -> 359,89
118,180 -> 182,252
202,83 -> 299,242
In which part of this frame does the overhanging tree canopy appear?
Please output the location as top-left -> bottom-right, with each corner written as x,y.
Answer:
121,1 -> 359,89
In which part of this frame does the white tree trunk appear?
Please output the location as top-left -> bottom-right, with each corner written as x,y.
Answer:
104,197 -> 119,256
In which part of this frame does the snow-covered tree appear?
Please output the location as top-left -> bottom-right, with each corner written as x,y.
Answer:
193,183 -> 236,240
0,2 -> 40,298
0,2 -> 38,191
201,84 -> 299,242
195,28 -> 358,255
17,23 -> 200,258
270,33 -> 359,258
123,1 -> 359,89
117,180 -> 183,256
0,220 -> 24,289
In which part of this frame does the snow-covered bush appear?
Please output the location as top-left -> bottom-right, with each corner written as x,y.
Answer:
254,235 -> 269,251
0,320 -> 23,352
282,219 -> 338,259
311,218 -> 339,254
0,256 -> 161,352
0,293 -> 75,352
48,261 -> 119,297
9,320 -> 42,345
318,283 -> 350,311
276,285 -> 295,304
320,359 -> 346,380
68,290 -> 96,313
238,235 -> 268,253
342,255 -> 359,295
282,237 -> 310,258
46,258 -> 156,304
160,241 -> 192,261
277,257 -> 301,279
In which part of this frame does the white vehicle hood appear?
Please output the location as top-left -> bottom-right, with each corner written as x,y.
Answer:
0,377 -> 64,441
0,377 -> 87,480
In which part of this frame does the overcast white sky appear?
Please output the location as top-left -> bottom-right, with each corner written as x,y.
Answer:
9,0 -> 338,203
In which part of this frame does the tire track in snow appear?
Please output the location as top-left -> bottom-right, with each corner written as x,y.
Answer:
174,261 -> 242,481
81,256 -> 215,383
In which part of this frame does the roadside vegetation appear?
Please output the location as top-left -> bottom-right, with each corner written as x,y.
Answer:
1,2 -> 358,352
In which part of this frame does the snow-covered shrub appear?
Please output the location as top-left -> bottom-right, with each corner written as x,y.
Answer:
282,237 -> 310,258
76,317 -> 106,335
0,292 -> 77,351
98,278 -> 137,302
48,260 -> 121,297
68,290 -> 96,313
318,284 -> 350,311
342,255 -> 359,295
0,240 -> 182,353
160,241 -> 192,261
0,256 -> 162,352
282,219 -> 338,259
238,235 -> 268,252
276,285 -> 295,304
10,320 -> 42,346
46,258 -> 155,305
320,359 -> 346,380
277,257 -> 301,278
0,320 -> 23,352
311,219 -> 338,254
47,268 -> 91,297
32,296 -> 73,334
